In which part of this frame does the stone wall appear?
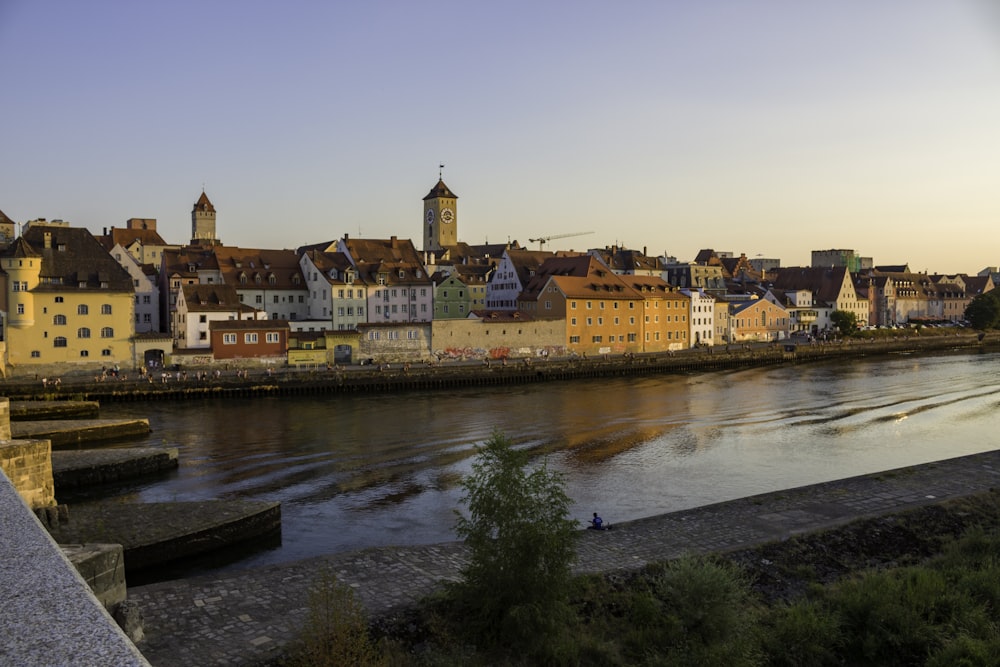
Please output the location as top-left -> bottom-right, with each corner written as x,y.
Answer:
63,543 -> 128,612
432,318 -> 566,360
0,439 -> 55,510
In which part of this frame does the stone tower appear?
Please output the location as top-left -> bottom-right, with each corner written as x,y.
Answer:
191,191 -> 218,246
422,178 -> 458,252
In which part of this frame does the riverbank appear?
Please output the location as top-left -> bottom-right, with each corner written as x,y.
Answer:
129,447 -> 1000,666
4,331 -> 996,403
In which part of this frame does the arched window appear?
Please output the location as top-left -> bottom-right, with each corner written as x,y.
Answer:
77,304 -> 89,315
101,304 -> 112,314
77,327 -> 91,339
100,327 -> 114,338
54,337 -> 67,348
53,314 -> 66,325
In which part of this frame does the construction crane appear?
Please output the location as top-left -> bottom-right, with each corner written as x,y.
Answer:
528,231 -> 593,250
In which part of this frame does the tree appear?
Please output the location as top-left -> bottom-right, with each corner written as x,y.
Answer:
964,292 -> 1000,330
829,310 -> 859,336
451,430 -> 579,653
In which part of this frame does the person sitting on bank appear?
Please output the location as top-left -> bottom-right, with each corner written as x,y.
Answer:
589,512 -> 604,530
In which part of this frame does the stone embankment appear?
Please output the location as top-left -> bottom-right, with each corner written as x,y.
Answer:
130,448 -> 1000,667
2,332 -> 995,403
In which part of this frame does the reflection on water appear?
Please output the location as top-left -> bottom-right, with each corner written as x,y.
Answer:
85,350 -> 1000,574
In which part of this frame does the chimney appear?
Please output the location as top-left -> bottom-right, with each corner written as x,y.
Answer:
103,227 -> 107,236
643,246 -> 648,256
390,235 -> 398,248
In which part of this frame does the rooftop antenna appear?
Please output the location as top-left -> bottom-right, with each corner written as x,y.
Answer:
439,163 -> 444,180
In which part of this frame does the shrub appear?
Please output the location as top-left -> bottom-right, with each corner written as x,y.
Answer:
284,568 -> 384,667
450,430 -> 580,657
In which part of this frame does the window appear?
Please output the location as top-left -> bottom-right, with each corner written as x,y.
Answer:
256,295 -> 263,304
569,335 -> 581,344
199,314 -> 207,323
143,295 -> 151,304
592,335 -> 603,343
31,351 -> 40,358
101,304 -> 112,314
54,337 -> 67,347
102,349 -> 112,357
245,333 -> 258,344
78,305 -> 89,315
571,317 -> 577,325
53,315 -> 66,325
55,296 -> 64,303
80,350 -> 89,357
100,327 -> 114,338
266,332 -> 279,343
368,331 -> 380,340
16,304 -> 24,314
77,327 -> 91,339
223,333 -> 237,344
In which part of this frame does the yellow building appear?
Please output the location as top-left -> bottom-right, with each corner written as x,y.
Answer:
1,224 -> 135,374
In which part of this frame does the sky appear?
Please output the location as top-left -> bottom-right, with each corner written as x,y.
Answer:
1,1 -> 999,274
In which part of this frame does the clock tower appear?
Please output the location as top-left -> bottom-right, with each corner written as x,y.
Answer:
422,177 -> 458,252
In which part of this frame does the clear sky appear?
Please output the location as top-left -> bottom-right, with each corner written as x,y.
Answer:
2,1 -> 998,274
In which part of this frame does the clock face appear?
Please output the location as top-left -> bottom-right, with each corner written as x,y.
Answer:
441,208 -> 454,223
426,209 -> 435,224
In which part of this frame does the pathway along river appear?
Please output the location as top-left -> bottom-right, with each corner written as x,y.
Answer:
75,349 -> 1000,577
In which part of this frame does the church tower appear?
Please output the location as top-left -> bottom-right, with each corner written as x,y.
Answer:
191,191 -> 219,246
422,177 -> 458,252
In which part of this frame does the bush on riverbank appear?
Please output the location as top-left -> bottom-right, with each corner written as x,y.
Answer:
345,492 -> 1000,665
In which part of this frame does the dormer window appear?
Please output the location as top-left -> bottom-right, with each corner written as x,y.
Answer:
188,264 -> 196,272
240,273 -> 247,285
255,274 -> 262,284
378,273 -> 387,285
345,271 -> 354,284
398,269 -> 405,279
268,274 -> 277,286
329,269 -> 338,280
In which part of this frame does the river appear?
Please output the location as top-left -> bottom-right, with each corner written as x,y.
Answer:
77,349 -> 1000,575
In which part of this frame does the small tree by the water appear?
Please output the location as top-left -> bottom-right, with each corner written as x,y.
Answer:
451,430 -> 580,655
830,310 -> 859,336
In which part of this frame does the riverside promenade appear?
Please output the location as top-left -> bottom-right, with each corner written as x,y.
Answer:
130,448 -> 1000,666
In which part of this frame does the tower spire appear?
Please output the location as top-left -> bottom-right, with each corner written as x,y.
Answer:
439,163 -> 444,180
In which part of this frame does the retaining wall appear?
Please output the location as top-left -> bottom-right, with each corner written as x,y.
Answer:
0,469 -> 149,666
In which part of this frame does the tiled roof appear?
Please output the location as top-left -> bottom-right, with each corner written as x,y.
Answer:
180,284 -> 246,311
194,191 -> 215,213
304,250 -> 364,285
11,225 -> 134,291
208,319 -> 287,331
422,179 -> 458,200
771,266 -> 850,305
214,247 -> 305,291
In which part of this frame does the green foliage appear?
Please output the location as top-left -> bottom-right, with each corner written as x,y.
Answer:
829,309 -> 859,336
284,568 -> 384,667
608,558 -> 763,666
451,430 -> 580,656
761,600 -> 841,667
965,292 -> 1000,329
